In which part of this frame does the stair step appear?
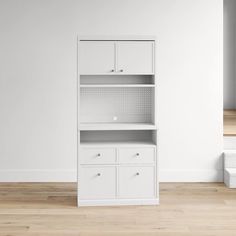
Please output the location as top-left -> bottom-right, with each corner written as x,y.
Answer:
224,168 -> 236,188
224,152 -> 236,188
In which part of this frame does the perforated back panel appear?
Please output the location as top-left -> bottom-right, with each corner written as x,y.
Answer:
80,87 -> 153,123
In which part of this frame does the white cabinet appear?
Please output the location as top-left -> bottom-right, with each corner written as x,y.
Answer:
117,42 -> 154,74
79,40 -> 154,75
79,41 -> 115,74
78,36 -> 158,206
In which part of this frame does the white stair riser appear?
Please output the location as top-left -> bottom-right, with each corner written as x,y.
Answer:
224,170 -> 236,188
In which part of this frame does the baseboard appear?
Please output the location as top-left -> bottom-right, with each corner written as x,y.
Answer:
0,169 -> 223,182
160,169 -> 223,182
78,198 -> 159,206
0,169 -> 76,182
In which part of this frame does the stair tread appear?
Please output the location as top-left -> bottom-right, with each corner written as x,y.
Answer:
225,168 -> 236,176
224,150 -> 236,153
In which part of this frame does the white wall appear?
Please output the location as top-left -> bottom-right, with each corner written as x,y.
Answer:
224,0 -> 236,109
0,0 -> 223,182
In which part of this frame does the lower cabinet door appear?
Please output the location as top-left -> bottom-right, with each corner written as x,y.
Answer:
79,167 -> 116,200
118,166 -> 155,199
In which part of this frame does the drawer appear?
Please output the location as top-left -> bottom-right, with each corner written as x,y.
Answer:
80,148 -> 116,164
119,147 -> 155,164
118,166 -> 155,198
79,166 -> 116,199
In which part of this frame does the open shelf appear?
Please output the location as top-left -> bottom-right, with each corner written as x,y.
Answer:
80,130 -> 157,145
80,75 -> 155,85
80,123 -> 156,130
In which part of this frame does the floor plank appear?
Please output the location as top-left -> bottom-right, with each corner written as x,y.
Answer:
0,183 -> 236,235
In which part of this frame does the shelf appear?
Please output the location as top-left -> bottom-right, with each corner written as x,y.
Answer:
80,73 -> 154,76
80,75 -> 155,85
80,141 -> 156,147
79,35 -> 156,41
79,123 -> 157,130
80,84 -> 155,88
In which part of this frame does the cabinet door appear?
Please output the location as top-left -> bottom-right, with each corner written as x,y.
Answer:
117,41 -> 154,74
79,41 -> 115,74
79,166 -> 116,200
118,166 -> 155,198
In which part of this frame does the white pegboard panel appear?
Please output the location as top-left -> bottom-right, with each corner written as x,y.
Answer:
80,87 -> 153,123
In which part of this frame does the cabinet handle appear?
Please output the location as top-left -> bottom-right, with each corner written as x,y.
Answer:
97,173 -> 101,176
97,153 -> 101,157
136,153 -> 140,156
136,172 -> 140,176
111,69 -> 115,72
119,69 -> 123,72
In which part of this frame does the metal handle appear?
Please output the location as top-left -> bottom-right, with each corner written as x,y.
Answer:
97,173 -> 101,176
136,172 -> 140,176
119,69 -> 123,72
111,69 -> 115,72
136,153 -> 140,156
97,153 -> 101,157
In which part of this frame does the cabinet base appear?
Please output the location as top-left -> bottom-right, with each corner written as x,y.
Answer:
78,198 -> 159,207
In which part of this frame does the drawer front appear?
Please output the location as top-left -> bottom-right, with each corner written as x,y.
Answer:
79,167 -> 116,199
118,166 -> 155,198
119,147 -> 155,164
80,148 -> 116,164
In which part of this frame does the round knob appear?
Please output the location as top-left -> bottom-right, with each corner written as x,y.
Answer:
136,172 -> 140,176
119,69 -> 123,72
97,153 -> 101,157
97,173 -> 101,176
111,69 -> 114,72
136,153 -> 140,156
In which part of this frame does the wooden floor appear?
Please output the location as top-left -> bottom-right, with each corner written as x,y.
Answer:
224,110 -> 236,136
1,183 -> 236,235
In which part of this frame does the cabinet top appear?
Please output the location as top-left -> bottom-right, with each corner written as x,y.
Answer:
78,35 -> 156,41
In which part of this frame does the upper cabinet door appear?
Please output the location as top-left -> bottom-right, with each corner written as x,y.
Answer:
79,41 -> 115,74
117,41 -> 154,74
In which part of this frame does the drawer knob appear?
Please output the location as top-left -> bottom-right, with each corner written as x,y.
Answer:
136,153 -> 140,156
97,173 -> 101,176
136,172 -> 140,176
97,153 -> 101,157
119,69 -> 123,72
111,69 -> 114,72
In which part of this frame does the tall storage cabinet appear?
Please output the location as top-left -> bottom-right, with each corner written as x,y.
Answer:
77,36 -> 159,206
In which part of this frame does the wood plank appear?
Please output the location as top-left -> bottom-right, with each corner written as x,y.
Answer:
0,183 -> 236,235
224,110 -> 236,136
